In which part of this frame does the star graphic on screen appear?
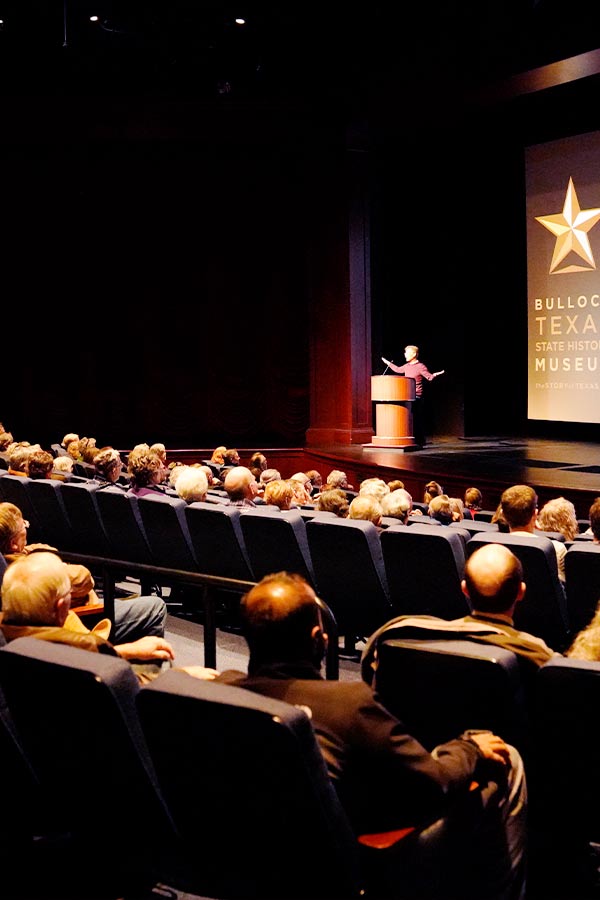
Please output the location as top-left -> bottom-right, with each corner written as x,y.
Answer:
535,177 -> 600,274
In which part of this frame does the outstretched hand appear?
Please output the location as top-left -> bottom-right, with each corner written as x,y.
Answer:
115,636 -> 175,661
433,370 -> 445,378
381,357 -> 392,366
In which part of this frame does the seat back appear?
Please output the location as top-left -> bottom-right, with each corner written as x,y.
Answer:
136,671 -> 362,900
0,474 -> 44,542
372,637 -> 528,752
380,524 -> 470,620
59,481 -> 111,555
465,532 -> 570,651
239,508 -> 316,587
95,487 -> 155,565
305,518 -> 392,642
136,494 -> 198,571
450,519 -> 499,538
564,542 -> 600,634
473,509 -> 496,522
183,501 -> 255,580
0,638 -> 175,849
530,657 -> 600,898
27,478 -> 75,551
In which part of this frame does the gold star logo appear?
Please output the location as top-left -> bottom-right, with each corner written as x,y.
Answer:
535,177 -> 600,274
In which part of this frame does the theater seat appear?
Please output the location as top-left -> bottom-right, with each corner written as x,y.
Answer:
137,671 -> 479,900
305,517 -> 393,650
381,524 -> 470,620
564,541 -> 600,635
529,656 -> 600,899
366,636 -> 529,755
0,637 -> 176,896
239,507 -> 317,588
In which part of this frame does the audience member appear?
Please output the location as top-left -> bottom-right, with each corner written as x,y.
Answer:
216,572 -> 527,897
0,501 -> 99,606
381,488 -> 413,524
424,480 -> 443,504
428,494 -> 454,525
8,443 -> 36,476
0,552 -> 217,683
127,448 -> 165,497
66,439 -> 82,462
287,478 -> 313,508
316,488 -> 349,518
210,446 -> 227,466
387,478 -> 405,492
175,466 -> 209,504
325,469 -> 354,492
584,496 -> 600,540
362,543 -> 558,688
536,496 -> 579,542
222,448 -> 241,467
464,487 -> 483,520
500,484 -> 566,582
348,495 -> 383,528
0,502 -> 169,645
94,447 -> 127,488
448,497 -> 465,521
61,432 -> 79,452
359,477 -> 390,504
260,468 -> 282,486
305,469 -> 323,496
224,466 -> 259,507
168,462 -> 187,489
263,479 -> 294,511
51,455 -> 75,480
492,502 -> 509,532
248,452 -> 268,481
26,449 -> 56,480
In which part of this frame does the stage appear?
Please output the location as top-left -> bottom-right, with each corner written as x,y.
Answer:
302,436 -> 600,519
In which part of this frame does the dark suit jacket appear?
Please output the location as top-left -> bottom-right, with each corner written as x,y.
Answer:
217,660 -> 484,832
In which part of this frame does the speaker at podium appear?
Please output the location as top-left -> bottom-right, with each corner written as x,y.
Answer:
370,375 -> 418,448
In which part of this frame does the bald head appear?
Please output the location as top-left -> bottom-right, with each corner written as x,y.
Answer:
241,572 -> 326,672
1,551 -> 72,626
224,466 -> 257,501
463,544 -> 525,615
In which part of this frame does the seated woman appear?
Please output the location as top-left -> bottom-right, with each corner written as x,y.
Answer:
263,479 -> 294,511
126,448 -> 165,497
536,496 -> 579,542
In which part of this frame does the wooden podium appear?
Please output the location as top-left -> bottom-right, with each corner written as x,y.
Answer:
370,375 -> 417,448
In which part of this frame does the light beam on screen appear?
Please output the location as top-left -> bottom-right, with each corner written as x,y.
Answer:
525,131 -> 600,424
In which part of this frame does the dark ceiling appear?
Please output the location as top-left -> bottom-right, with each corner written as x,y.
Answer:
0,0 -> 597,109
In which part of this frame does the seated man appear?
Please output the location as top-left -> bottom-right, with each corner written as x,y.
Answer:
224,466 -> 260,508
381,488 -> 413,524
0,552 -> 217,684
0,501 -> 168,646
216,571 -> 527,899
500,484 -> 566,583
361,543 -> 559,687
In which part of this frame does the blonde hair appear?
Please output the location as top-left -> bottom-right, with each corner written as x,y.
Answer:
52,455 -> 74,474
264,479 -> 294,510
348,495 -> 382,524
536,496 -> 579,542
175,467 -> 208,503
1,552 -> 71,625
